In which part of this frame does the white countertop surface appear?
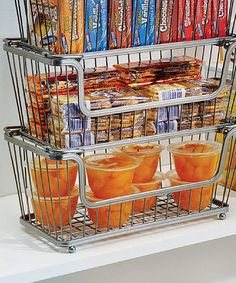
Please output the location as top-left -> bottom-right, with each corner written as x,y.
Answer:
1,192 -> 236,283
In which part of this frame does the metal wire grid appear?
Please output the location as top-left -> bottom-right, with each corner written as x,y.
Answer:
14,0 -> 236,54
4,38 -> 236,150
5,126 -> 236,250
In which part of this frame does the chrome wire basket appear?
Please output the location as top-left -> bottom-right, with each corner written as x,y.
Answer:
4,125 -> 236,253
3,0 -> 236,253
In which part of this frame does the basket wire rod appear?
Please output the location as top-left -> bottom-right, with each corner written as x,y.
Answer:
8,143 -> 25,218
18,146 -> 31,219
56,42 -> 236,118
207,45 -> 214,78
17,55 -> 31,133
7,53 -> 24,127
227,52 -> 236,118
41,0 -> 51,50
61,127 -> 236,209
15,0 -> 24,39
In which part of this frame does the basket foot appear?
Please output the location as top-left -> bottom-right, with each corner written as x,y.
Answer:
68,246 -> 76,254
219,213 -> 227,220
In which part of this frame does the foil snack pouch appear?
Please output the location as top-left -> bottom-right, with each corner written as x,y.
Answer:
195,0 -> 212,39
132,0 -> 156,46
85,0 -> 108,51
212,0 -> 228,37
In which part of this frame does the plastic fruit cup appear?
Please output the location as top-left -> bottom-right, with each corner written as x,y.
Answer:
32,186 -> 79,227
114,144 -> 164,183
30,158 -> 78,197
167,141 -> 221,182
84,153 -> 140,199
166,170 -> 214,211
133,172 -> 164,212
86,187 -> 138,229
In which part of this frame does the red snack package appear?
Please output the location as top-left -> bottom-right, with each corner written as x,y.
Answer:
108,0 -> 132,49
155,0 -> 174,44
195,0 -> 212,40
212,0 -> 228,37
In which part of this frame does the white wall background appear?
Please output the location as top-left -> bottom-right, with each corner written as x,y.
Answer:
0,2 -> 19,197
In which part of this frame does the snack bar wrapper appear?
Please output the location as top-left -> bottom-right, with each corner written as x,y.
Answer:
85,0 -> 108,51
29,0 -> 84,54
108,0 -> 132,48
157,120 -> 178,134
212,0 -> 228,37
195,0 -> 212,40
132,0 -> 156,46
172,0 -> 195,42
155,0 -> 174,44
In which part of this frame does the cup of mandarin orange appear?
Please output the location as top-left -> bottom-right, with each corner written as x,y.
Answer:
114,144 -> 164,183
32,186 -> 79,227
167,141 -> 221,182
166,170 -> 214,211
30,158 -> 78,197
86,186 -> 139,229
133,172 -> 164,212
84,153 -> 141,199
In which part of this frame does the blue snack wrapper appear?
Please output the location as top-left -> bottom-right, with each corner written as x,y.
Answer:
85,0 -> 108,51
132,0 -> 156,46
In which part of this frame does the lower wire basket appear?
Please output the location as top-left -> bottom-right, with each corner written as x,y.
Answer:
5,125 -> 236,253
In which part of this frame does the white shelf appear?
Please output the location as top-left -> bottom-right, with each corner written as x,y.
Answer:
1,192 -> 236,283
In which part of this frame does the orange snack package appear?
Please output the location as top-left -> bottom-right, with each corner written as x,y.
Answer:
168,141 -> 221,182
30,0 -> 84,54
166,170 -> 214,211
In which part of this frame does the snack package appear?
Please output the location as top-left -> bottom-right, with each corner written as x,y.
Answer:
157,120 -> 178,133
29,0 -> 84,54
195,0 -> 212,39
132,0 -> 156,46
212,0 -> 228,37
155,0 -> 174,43
85,0 -> 108,51
172,0 -> 195,42
108,0 -> 132,48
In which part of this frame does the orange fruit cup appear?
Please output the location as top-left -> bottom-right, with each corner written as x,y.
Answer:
166,170 -> 215,211
86,187 -> 138,229
31,186 -> 79,227
167,141 -> 221,182
30,158 -> 78,197
84,153 -> 140,199
114,144 -> 164,183
133,172 -> 165,212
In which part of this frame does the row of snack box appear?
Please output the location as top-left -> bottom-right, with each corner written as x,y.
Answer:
29,0 -> 228,54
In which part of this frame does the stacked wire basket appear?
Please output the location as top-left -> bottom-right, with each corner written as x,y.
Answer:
4,0 -> 236,253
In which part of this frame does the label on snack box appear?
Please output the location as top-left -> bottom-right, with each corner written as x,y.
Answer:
157,120 -> 178,133
158,88 -> 186,121
132,0 -> 156,46
212,0 -> 228,37
85,0 -> 108,51
109,0 -> 132,48
195,0 -> 212,39
155,0 -> 174,43
65,131 -> 95,148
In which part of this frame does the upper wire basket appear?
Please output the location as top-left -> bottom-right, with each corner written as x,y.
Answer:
15,0 -> 236,54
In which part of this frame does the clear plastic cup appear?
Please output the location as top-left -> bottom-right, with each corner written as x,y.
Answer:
167,141 -> 221,182
84,153 -> 140,198
114,144 -> 164,183
166,170 -> 214,211
32,186 -> 79,227
133,172 -> 165,212
86,186 -> 138,229
30,158 -> 78,197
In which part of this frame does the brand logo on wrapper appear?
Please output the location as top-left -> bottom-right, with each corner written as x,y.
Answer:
160,0 -> 168,32
219,0 -> 225,18
141,0 -> 149,24
68,0 -> 79,40
184,0 -> 191,27
202,0 -> 210,25
118,0 -> 126,32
